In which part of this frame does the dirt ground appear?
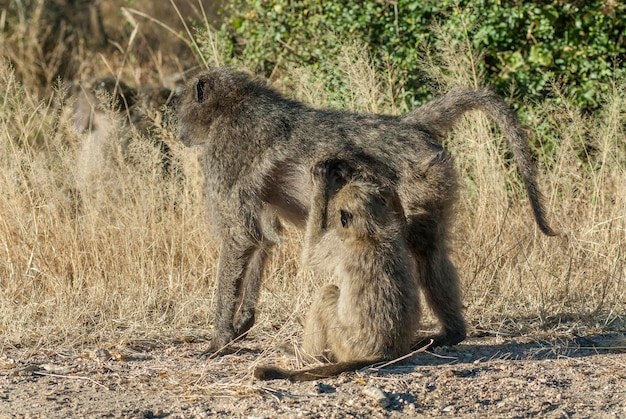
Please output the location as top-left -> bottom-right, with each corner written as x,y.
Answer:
1,334 -> 625,418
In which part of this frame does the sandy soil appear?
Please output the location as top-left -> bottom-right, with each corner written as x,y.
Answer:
1,334 -> 625,418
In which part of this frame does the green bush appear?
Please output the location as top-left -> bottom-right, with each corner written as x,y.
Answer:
213,0 -> 626,112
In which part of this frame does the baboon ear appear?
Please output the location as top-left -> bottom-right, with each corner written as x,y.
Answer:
194,78 -> 206,103
340,210 -> 353,228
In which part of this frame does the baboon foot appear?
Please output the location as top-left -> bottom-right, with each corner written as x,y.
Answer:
199,329 -> 236,358
233,309 -> 256,339
199,314 -> 257,358
414,329 -> 467,350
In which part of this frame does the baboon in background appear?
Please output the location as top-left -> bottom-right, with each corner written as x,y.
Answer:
72,75 -> 177,186
175,67 -> 555,354
72,75 -> 175,143
254,158 -> 421,381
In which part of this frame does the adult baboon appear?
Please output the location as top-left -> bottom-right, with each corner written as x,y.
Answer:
254,158 -> 420,381
175,67 -> 555,353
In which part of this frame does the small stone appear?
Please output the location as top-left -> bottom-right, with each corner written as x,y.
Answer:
314,382 -> 336,394
362,386 -> 390,408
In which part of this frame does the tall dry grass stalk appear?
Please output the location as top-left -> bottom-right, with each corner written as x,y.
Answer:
0,29 -> 624,354
287,39 -> 401,114
0,0 -> 66,90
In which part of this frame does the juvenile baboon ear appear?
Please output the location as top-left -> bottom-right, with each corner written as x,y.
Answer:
340,210 -> 353,228
194,78 -> 206,103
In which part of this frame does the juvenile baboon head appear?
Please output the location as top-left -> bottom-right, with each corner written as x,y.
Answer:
328,180 -> 406,244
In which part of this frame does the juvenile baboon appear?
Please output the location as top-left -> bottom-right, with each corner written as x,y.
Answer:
254,159 -> 420,381
175,67 -> 555,353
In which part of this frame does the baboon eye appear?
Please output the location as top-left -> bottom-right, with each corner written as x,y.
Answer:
340,210 -> 353,228
194,79 -> 206,103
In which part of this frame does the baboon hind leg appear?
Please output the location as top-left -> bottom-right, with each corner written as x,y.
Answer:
417,252 -> 467,347
303,284 -> 340,361
406,218 -> 466,348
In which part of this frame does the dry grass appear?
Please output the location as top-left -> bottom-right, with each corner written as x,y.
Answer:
0,62 -> 220,350
0,9 -> 624,359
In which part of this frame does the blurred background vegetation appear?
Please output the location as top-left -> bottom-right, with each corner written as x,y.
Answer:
2,0 -> 623,115
216,0 -> 625,114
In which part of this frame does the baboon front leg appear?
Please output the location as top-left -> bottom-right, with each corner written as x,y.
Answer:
205,236 -> 258,354
233,246 -> 272,338
301,162 -> 331,265
234,208 -> 282,337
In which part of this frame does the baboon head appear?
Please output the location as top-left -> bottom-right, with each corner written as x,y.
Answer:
72,76 -> 137,133
91,76 -> 137,110
330,180 -> 406,244
176,67 -> 268,147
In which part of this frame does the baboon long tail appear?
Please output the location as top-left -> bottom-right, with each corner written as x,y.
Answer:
406,88 -> 556,236
254,359 -> 379,382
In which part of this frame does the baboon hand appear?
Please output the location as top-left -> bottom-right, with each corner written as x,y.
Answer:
310,159 -> 354,193
310,160 -> 333,187
331,160 -> 354,182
